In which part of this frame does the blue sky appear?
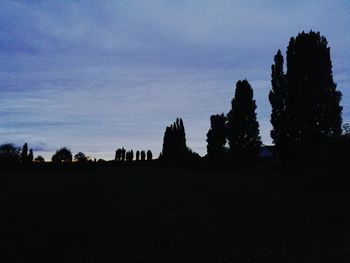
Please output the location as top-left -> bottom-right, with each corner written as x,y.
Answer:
0,0 -> 349,160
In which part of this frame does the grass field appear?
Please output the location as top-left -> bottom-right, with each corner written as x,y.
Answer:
1,165 -> 350,262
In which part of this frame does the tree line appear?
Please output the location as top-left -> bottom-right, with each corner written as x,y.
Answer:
161,31 -> 346,164
0,142 -> 41,164
0,31 -> 347,166
115,148 -> 153,162
0,142 -> 154,164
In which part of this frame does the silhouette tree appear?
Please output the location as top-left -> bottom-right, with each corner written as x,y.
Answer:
28,149 -> 34,162
227,80 -> 262,161
178,118 -> 186,151
161,118 -> 194,161
206,114 -> 227,161
140,150 -> 146,161
0,143 -> 21,163
74,152 -> 88,163
272,31 -> 343,158
20,143 -> 28,163
52,147 -> 73,163
269,50 -> 287,158
115,149 -> 122,161
34,155 -> 45,162
162,126 -> 173,160
126,150 -> 134,161
147,150 -> 153,161
136,150 -> 140,161
115,148 -> 127,161
121,148 -> 126,161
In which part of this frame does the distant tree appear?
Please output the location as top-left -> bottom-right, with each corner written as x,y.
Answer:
178,118 -> 186,151
206,114 -> 227,160
136,150 -> 140,161
227,80 -> 262,161
115,149 -> 122,161
126,150 -> 134,161
115,148 -> 127,161
20,143 -> 28,163
121,148 -> 126,161
147,150 -> 153,161
269,50 -> 287,158
52,147 -> 72,163
140,150 -> 146,161
0,143 -> 21,163
161,118 -> 195,161
162,126 -> 173,159
74,152 -> 88,163
272,31 -> 343,158
28,149 -> 34,162
34,155 -> 45,162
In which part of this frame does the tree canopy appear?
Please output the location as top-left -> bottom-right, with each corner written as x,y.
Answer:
227,80 -> 262,161
0,143 -> 21,163
74,152 -> 89,163
206,114 -> 227,161
161,118 -> 199,161
34,155 -> 45,162
52,147 -> 73,163
269,50 -> 287,157
269,31 -> 343,159
20,143 -> 28,163
161,118 -> 187,161
146,150 -> 153,161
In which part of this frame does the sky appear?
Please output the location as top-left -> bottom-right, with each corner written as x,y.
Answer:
0,0 -> 349,160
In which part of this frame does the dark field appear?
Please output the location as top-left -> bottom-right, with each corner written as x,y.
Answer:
1,165 -> 350,262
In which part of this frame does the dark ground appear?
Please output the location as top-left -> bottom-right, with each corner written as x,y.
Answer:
1,164 -> 350,262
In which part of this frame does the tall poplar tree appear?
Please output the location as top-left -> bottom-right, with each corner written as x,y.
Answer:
21,143 -> 28,163
270,31 -> 343,158
227,80 -> 262,160
161,118 -> 196,161
269,50 -> 287,157
206,114 -> 227,160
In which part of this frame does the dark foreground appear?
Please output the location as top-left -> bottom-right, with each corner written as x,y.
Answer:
1,165 -> 350,262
